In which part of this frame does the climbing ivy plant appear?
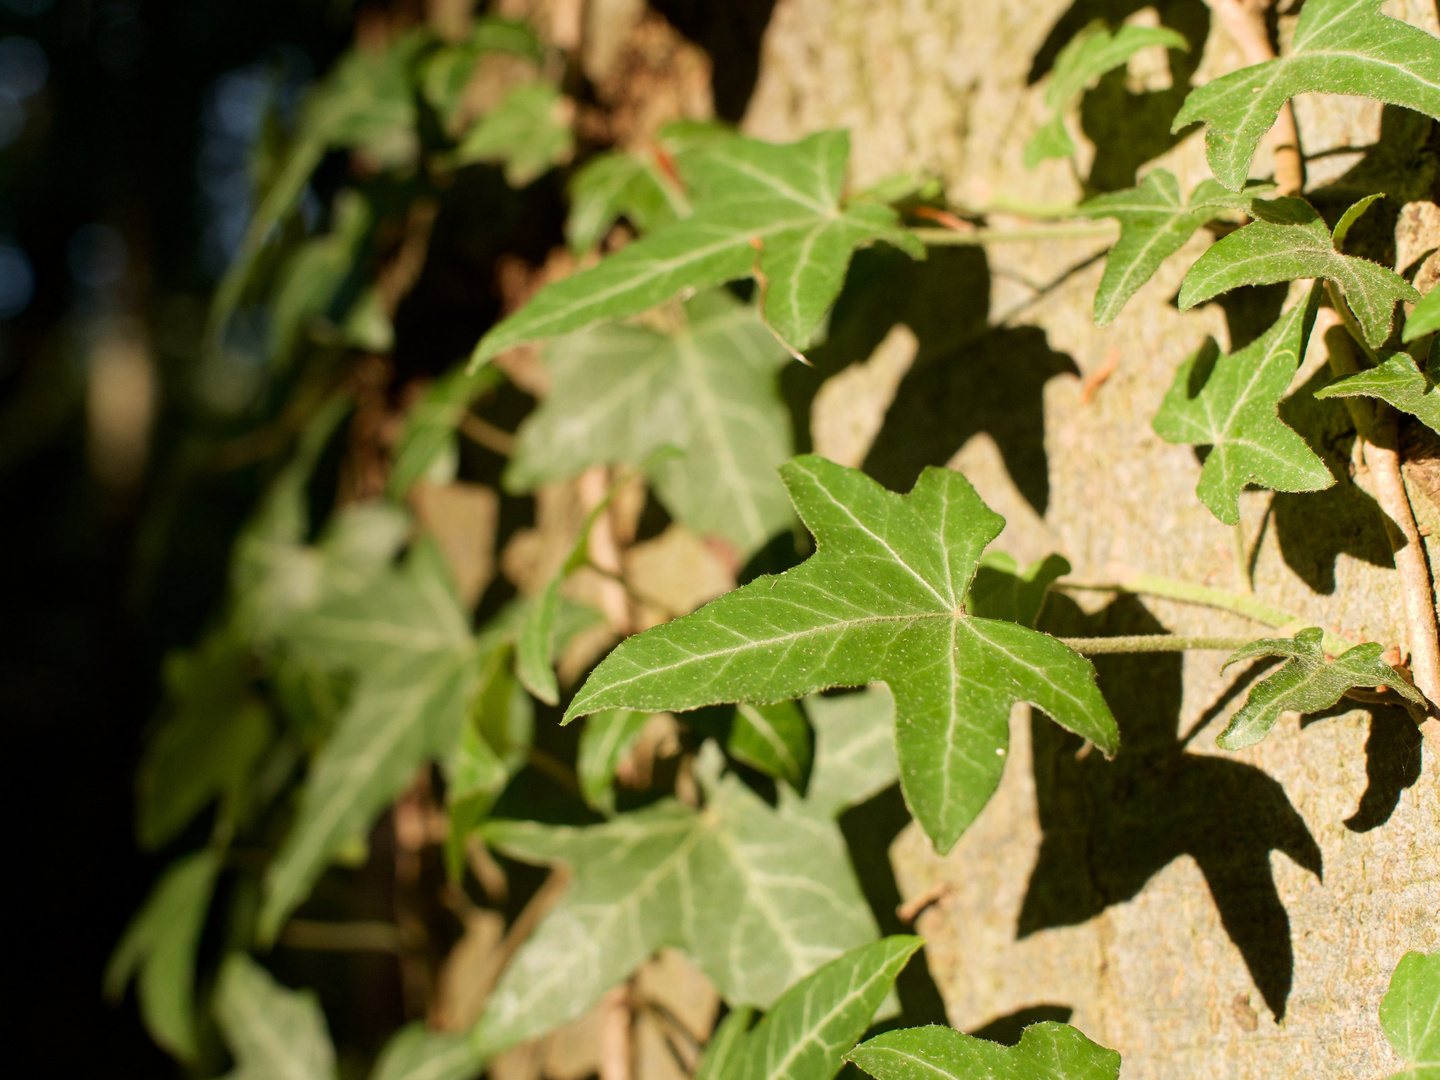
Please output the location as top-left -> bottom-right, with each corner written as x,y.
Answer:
111,3 -> 1440,1080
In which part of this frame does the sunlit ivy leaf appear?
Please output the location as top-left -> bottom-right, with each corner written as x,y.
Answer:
1179,197 -> 1417,351
421,17 -> 545,131
472,742 -> 881,1056
566,150 -> 687,253
455,82 -> 574,187
849,1021 -> 1120,1080
577,709 -> 651,813
506,290 -> 794,557
214,954 -> 338,1080
1026,21 -> 1189,168
1315,343 -> 1440,434
564,455 -> 1117,853
104,851 -> 220,1063
1215,627 -> 1423,749
967,552 -> 1071,629
388,363 -> 506,499
1404,288 -> 1440,343
1153,287 -> 1332,524
259,542 -> 477,942
1379,950 -> 1440,1079
1077,170 -> 1261,325
1173,0 -> 1440,192
708,937 -> 922,1080
473,131 -> 924,363
729,700 -> 812,790
371,1025 -> 481,1080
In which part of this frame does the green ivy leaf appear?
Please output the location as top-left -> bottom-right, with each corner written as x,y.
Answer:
1178,197 -> 1417,351
388,363 -> 506,499
505,290 -> 794,557
421,17 -> 545,130
729,700 -> 812,790
1077,170 -> 1261,325
1379,950 -> 1440,1080
576,708 -> 651,813
566,150 -> 687,253
563,455 -> 1117,854
104,851 -> 220,1063
1404,287 -> 1440,343
268,189 -> 371,367
695,1007 -> 755,1080
472,741 -> 882,1056
455,82 -> 575,187
371,1025 -> 481,1080
849,1021 -> 1120,1080
1173,0 -> 1440,192
1315,343 -> 1440,434
214,954 -> 338,1080
473,131 -> 924,363
1215,627 -> 1423,750
800,686 -> 897,820
1152,288 -> 1332,524
967,552 -> 1071,629
1025,21 -> 1189,168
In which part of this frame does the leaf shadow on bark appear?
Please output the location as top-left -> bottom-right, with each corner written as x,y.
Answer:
968,1005 -> 1074,1046
1018,593 -> 1323,1022
1300,702 -> 1426,834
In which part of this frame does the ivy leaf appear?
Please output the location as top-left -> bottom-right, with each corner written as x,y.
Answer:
695,1007 -> 755,1080
1379,950 -> 1440,1079
259,543 -> 477,942
848,1021 -> 1120,1080
566,150 -> 687,253
1077,170 -> 1261,325
1026,21 -> 1189,168
388,363 -> 506,499
370,1025 -> 481,1080
800,686 -> 897,820
576,709 -> 651,813
1315,344 -> 1440,434
472,743 -> 881,1056
563,455 -> 1117,853
1152,287 -> 1333,524
1404,288 -> 1440,343
472,131 -> 924,363
967,552 -> 1071,629
1178,197 -> 1418,350
1173,0 -> 1440,192
1215,627 -> 1423,750
214,954 -> 338,1080
268,189 -> 371,367
455,82 -> 575,187
729,700 -> 812,790
104,851 -> 220,1063
421,17 -> 545,131
505,290 -> 794,557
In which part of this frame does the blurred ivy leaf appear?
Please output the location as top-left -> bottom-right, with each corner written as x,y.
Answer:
849,1020 -> 1120,1080
506,290 -> 793,557
576,708 -> 651,813
564,455 -> 1117,854
268,189 -> 371,368
1216,627 -> 1422,750
1076,170 -> 1260,325
214,954 -> 338,1080
566,149 -> 687,253
1316,342 -> 1440,435
455,82 -> 575,187
258,541 -> 478,942
473,131 -> 925,363
695,1007 -> 753,1080
1026,21 -> 1188,168
388,363 -> 506,499
1404,287 -> 1440,343
1380,949 -> 1440,1079
693,937 -> 921,1080
421,17 -> 545,130
104,851 -> 220,1063
799,686 -> 897,820
728,700 -> 812,790
1173,0 -> 1440,192
1179,197 -> 1417,351
473,740 -> 883,1056
1153,288 -> 1333,525
371,1025 -> 481,1080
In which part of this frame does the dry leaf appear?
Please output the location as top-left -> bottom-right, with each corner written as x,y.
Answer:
633,1009 -> 688,1080
432,908 -> 506,1031
632,948 -> 718,1046
614,713 -> 681,791
623,525 -> 736,619
811,324 -> 918,468
492,1040 -> 545,1080
411,480 -> 499,608
542,1005 -> 606,1080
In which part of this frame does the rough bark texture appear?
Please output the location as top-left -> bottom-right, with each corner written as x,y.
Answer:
740,2 -> 1440,1077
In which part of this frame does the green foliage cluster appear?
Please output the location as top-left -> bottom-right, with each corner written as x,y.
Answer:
112,2 -> 1440,1079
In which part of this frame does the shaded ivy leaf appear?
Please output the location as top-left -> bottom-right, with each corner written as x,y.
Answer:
566,150 -> 687,253
1216,627 -> 1423,750
576,708 -> 651,813
1077,170 -> 1261,325
473,131 -> 924,363
1404,288 -> 1440,343
563,455 -> 1117,854
1380,950 -> 1440,1079
721,937 -> 923,1080
259,543 -> 477,942
1315,344 -> 1440,434
695,1007 -> 755,1080
104,851 -> 220,1063
370,1025 -> 481,1080
729,700 -> 812,790
455,82 -> 574,187
214,954 -> 338,1080
421,18 -> 545,130
967,552 -> 1071,629
269,189 -> 371,367
1178,197 -> 1418,350
473,743 -> 880,1056
1173,0 -> 1440,192
506,290 -> 794,557
1026,21 -> 1189,168
388,363 -> 506,499
849,1021 -> 1120,1080
1153,287 -> 1332,524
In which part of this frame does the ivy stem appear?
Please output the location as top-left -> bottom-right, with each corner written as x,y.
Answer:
1059,635 -> 1254,654
910,222 -> 1116,246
